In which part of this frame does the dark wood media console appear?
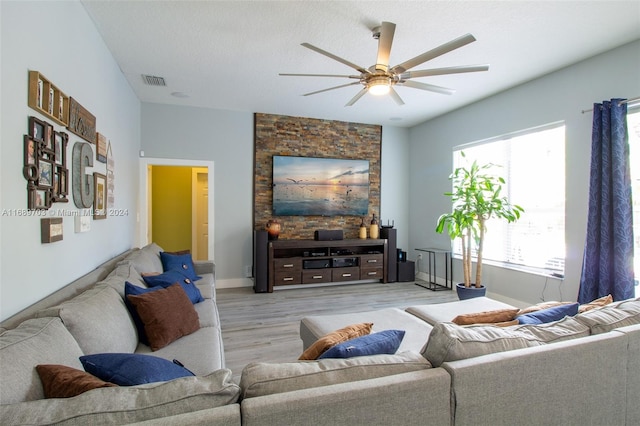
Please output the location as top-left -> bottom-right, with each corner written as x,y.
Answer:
266,239 -> 388,292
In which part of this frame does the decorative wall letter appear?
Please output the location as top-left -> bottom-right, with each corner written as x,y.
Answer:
72,142 -> 94,208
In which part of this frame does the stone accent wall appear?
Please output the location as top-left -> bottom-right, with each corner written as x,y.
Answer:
254,113 -> 381,240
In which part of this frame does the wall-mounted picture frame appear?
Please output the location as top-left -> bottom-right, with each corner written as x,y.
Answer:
53,131 -> 68,166
41,217 -> 63,243
38,159 -> 53,188
28,116 -> 46,143
29,187 -> 50,210
23,135 -> 39,183
93,172 -> 107,219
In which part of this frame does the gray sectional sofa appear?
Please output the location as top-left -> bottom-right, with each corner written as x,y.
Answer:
1,244 -> 639,425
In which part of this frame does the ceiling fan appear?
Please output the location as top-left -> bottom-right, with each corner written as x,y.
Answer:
280,22 -> 489,106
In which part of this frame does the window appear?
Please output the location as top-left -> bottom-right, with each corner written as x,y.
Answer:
452,124 -> 566,273
628,108 -> 640,297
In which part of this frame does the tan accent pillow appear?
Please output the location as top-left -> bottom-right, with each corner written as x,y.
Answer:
517,301 -> 575,315
493,319 -> 520,327
298,323 -> 373,360
127,283 -> 200,351
452,308 -> 520,325
578,294 -> 613,313
36,364 -> 116,398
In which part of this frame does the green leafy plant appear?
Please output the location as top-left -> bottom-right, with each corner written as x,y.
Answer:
435,153 -> 524,288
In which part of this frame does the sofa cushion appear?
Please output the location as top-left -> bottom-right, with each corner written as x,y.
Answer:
517,303 -> 579,324
140,243 -> 165,272
35,285 -> 138,355
80,353 -> 194,386
452,308 -> 520,325
141,270 -> 204,303
160,252 -> 202,282
0,317 -> 85,403
121,248 -> 162,275
298,322 -> 373,360
406,297 -> 517,325
127,283 -> 200,351
36,364 -> 116,398
319,330 -> 405,359
239,351 -> 431,399
574,297 -> 640,334
135,326 -> 225,376
104,262 -> 147,296
0,369 -> 240,425
424,316 -> 590,367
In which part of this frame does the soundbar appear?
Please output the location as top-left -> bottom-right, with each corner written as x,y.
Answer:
314,229 -> 343,241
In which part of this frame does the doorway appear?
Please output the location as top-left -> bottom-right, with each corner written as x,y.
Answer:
139,158 -> 214,261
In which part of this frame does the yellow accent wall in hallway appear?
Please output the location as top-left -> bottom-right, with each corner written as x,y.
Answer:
151,166 -> 192,252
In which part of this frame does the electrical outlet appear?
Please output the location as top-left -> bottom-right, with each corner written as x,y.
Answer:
244,265 -> 253,278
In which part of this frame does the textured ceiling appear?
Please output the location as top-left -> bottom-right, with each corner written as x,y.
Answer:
81,0 -> 640,127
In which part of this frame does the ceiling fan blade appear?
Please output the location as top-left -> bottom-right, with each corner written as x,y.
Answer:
400,64 -> 489,79
389,87 -> 405,106
301,43 -> 369,74
399,80 -> 456,95
375,21 -> 396,70
303,81 -> 361,96
391,33 -> 477,74
280,73 -> 361,79
345,87 -> 368,106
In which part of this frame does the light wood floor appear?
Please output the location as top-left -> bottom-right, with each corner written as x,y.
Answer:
216,280 -> 457,382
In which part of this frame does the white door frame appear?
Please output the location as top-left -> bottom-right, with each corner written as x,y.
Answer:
138,158 -> 214,261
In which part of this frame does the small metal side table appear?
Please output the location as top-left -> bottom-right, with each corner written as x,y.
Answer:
415,248 -> 453,291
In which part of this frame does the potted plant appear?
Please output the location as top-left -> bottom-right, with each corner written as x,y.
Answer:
435,153 -> 524,299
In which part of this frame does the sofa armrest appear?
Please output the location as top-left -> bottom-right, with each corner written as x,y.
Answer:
240,369 -> 451,426
194,260 -> 215,276
0,370 -> 240,425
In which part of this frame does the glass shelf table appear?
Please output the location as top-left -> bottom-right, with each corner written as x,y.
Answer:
415,248 -> 453,291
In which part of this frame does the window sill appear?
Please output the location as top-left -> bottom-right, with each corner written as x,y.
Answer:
451,254 -> 564,279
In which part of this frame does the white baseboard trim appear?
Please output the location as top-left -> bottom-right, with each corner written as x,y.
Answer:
216,278 -> 253,289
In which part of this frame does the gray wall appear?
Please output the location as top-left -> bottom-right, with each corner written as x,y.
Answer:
409,40 -> 640,306
141,103 -> 411,287
0,1 -> 141,320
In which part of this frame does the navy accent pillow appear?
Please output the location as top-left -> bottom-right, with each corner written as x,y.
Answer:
160,252 -> 202,282
517,302 -> 579,324
79,353 -> 194,386
142,270 -> 204,304
318,330 -> 405,359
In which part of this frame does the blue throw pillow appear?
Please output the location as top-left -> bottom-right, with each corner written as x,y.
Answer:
142,270 -> 204,304
160,252 -> 202,282
318,330 -> 405,359
517,302 -> 579,324
80,353 -> 194,386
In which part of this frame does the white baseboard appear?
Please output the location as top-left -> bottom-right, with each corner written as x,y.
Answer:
216,278 -> 253,289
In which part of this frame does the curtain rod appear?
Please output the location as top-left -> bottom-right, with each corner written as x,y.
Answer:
581,96 -> 640,114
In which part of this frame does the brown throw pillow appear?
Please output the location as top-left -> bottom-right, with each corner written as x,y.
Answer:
165,249 -> 191,256
578,294 -> 613,313
517,301 -> 574,315
452,308 -> 520,326
36,364 -> 116,398
299,323 -> 373,360
127,283 -> 200,351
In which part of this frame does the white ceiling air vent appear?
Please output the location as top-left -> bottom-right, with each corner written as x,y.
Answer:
141,74 -> 167,86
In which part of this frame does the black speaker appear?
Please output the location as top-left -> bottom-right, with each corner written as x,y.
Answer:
314,229 -> 343,241
397,260 -> 415,282
381,227 -> 397,283
253,230 -> 269,293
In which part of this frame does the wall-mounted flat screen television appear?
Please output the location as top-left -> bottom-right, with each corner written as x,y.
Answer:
272,156 -> 369,216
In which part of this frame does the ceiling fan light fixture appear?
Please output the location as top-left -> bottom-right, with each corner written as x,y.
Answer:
368,76 -> 391,96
